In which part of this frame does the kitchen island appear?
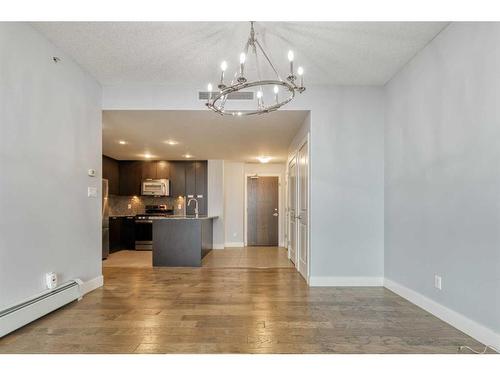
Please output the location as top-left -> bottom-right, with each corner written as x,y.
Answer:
152,216 -> 217,267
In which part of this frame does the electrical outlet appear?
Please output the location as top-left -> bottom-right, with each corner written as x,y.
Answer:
434,275 -> 442,290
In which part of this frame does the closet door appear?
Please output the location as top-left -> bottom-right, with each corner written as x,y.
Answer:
287,157 -> 298,264
297,140 -> 309,279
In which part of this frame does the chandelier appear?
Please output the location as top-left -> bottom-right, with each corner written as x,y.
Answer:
205,22 -> 306,116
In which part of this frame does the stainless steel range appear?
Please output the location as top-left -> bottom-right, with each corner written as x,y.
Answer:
135,205 -> 173,250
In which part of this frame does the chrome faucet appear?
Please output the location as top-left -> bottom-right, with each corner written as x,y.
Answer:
187,198 -> 199,216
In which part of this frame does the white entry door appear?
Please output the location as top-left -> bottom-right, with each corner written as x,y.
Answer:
297,140 -> 309,279
287,156 -> 297,264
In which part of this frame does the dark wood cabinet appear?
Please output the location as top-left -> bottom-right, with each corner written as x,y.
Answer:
195,161 -> 207,215
109,216 -> 122,253
156,161 -> 170,179
185,162 -> 196,199
110,216 -> 136,252
107,157 -> 207,206
170,161 -> 186,197
185,161 -> 207,215
121,216 -> 136,250
102,155 -> 120,195
119,161 -> 142,196
141,161 -> 157,180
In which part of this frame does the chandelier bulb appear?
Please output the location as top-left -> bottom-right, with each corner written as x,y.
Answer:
207,83 -> 213,92
240,53 -> 246,64
257,90 -> 263,99
287,50 -> 294,62
297,66 -> 304,76
221,61 -> 228,71
273,85 -> 279,94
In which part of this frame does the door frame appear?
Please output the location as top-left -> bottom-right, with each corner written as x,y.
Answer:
286,132 -> 311,283
244,173 -> 282,247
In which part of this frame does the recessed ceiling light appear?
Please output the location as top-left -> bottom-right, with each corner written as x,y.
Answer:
183,154 -> 194,159
164,140 -> 179,146
257,156 -> 272,163
143,153 -> 153,159
118,140 -> 127,145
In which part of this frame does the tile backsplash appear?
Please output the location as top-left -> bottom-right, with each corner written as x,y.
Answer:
108,195 -> 186,216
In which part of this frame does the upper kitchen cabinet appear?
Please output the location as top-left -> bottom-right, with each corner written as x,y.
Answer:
156,161 -> 170,180
185,161 -> 207,215
195,161 -> 207,215
119,161 -> 142,196
102,155 -> 120,195
170,161 -> 186,197
141,161 -> 157,180
142,161 -> 170,180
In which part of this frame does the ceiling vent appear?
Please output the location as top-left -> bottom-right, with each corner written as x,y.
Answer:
198,91 -> 254,100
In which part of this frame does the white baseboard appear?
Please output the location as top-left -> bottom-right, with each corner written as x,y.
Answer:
309,276 -> 383,287
212,244 -> 225,250
224,242 -> 245,248
79,275 -> 104,295
384,278 -> 500,351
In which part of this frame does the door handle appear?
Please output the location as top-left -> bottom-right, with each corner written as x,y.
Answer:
273,213 -> 279,217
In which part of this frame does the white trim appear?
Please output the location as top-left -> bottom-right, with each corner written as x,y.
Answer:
212,243 -> 225,250
79,275 -> 104,295
224,242 -> 245,248
244,173 -> 282,247
384,278 -> 500,351
309,276 -> 384,287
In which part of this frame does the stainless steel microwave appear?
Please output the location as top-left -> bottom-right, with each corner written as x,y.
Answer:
141,179 -> 170,196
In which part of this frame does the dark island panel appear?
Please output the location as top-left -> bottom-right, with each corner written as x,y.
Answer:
152,218 -> 213,267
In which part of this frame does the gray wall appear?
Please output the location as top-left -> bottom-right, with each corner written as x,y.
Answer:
0,23 -> 102,309
385,23 -> 500,332
307,87 -> 385,279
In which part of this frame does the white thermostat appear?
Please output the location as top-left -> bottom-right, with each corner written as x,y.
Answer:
45,272 -> 58,289
88,169 -> 96,177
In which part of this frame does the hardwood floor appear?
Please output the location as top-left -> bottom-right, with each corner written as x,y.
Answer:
103,247 -> 293,269
202,247 -> 293,268
0,266 -> 483,354
103,250 -> 152,268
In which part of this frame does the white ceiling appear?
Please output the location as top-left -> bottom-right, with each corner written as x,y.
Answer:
33,22 -> 447,85
103,110 -> 308,162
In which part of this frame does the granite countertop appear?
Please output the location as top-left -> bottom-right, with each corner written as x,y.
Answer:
150,215 -> 218,220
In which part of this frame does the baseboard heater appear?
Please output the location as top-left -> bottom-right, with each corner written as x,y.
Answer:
0,279 -> 82,338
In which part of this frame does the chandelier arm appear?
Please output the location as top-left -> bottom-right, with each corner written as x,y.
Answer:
207,79 -> 295,116
253,44 -> 265,108
255,40 -> 282,82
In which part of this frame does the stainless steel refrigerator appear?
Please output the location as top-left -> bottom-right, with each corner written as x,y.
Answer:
102,178 -> 109,259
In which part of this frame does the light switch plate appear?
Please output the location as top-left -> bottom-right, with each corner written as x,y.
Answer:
88,187 -> 98,198
434,275 -> 442,290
